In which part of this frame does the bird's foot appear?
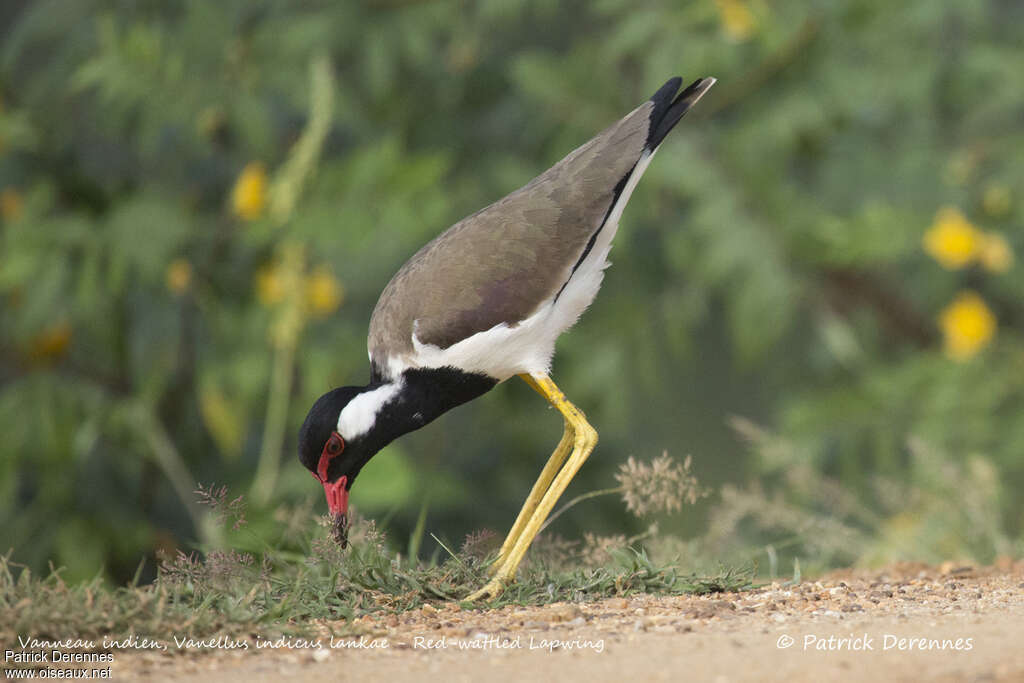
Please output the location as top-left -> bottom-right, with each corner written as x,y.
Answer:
466,576 -> 508,602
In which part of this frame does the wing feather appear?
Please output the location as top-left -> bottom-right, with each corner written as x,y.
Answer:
368,77 -> 714,371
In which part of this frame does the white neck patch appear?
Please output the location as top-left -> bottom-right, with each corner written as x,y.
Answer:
336,380 -> 403,440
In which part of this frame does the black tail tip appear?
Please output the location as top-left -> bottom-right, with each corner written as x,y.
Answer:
650,76 -> 717,109
651,77 -> 684,106
684,76 -> 717,99
646,76 -> 717,149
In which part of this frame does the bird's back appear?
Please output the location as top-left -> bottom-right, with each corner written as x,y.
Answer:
368,99 -> 653,376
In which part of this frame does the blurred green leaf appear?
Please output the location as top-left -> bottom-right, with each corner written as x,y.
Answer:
1,0 -> 1022,583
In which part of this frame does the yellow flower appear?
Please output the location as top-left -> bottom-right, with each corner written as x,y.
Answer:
977,232 -> 1013,274
165,258 -> 192,294
716,0 -> 757,41
198,382 -> 244,458
28,321 -> 73,362
923,206 -> 980,269
982,184 -> 1011,218
939,291 -> 996,361
231,162 -> 268,221
305,266 -> 344,316
1,187 -> 24,222
255,262 -> 285,307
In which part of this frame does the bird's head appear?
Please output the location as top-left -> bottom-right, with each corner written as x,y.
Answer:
297,382 -> 405,544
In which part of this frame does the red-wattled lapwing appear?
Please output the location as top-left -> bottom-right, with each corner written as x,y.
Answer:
299,76 -> 715,600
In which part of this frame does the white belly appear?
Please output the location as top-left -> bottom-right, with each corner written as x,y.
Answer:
379,150 -> 656,381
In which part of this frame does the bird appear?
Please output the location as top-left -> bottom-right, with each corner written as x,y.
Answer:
298,75 -> 716,600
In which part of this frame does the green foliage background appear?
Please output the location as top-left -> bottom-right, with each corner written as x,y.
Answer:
1,0 -> 1022,584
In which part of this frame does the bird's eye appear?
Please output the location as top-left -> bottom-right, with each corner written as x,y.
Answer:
326,433 -> 344,456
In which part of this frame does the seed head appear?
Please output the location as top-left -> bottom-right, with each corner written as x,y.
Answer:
614,452 -> 706,517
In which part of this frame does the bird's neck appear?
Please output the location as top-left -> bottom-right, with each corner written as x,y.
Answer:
341,367 -> 498,451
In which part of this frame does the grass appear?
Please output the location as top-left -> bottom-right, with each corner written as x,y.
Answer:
2,496 -> 752,648
8,430 -> 1013,652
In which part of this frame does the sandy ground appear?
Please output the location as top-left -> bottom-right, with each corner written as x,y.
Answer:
20,562 -> 1024,682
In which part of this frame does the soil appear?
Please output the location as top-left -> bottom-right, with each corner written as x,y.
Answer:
108,561 -> 1024,681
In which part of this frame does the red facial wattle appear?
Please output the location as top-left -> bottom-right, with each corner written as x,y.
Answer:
314,431 -> 348,517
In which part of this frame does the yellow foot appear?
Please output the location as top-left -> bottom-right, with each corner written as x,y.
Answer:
466,577 -> 507,602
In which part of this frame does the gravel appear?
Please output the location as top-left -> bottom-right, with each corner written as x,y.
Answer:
110,561 -> 1024,682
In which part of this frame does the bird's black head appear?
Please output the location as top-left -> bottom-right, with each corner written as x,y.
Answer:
298,370 -> 489,545
298,382 -> 408,545
298,386 -> 368,547
297,386 -> 361,478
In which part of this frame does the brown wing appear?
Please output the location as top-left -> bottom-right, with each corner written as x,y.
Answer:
367,77 -> 714,369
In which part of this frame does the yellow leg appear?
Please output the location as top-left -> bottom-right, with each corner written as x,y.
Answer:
489,374 -> 575,574
468,372 -> 598,601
